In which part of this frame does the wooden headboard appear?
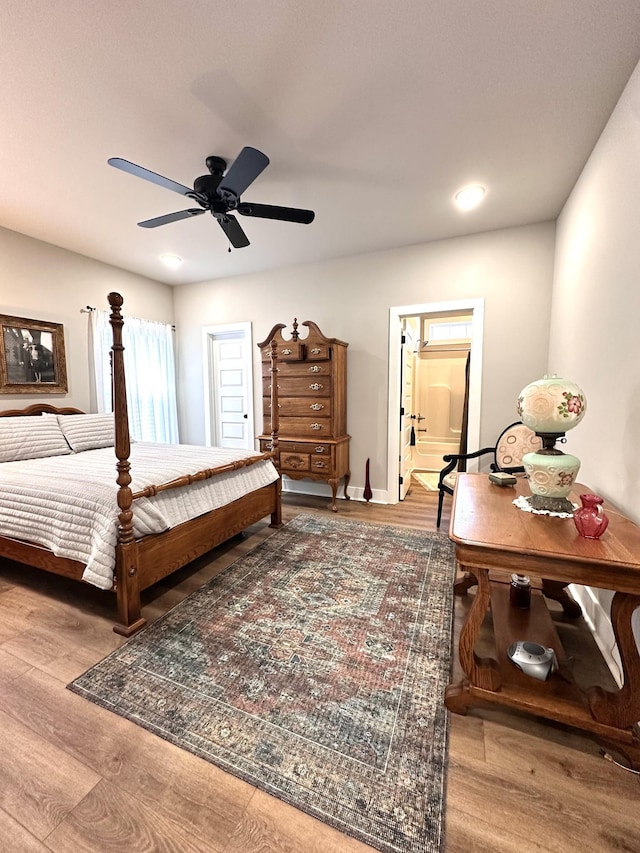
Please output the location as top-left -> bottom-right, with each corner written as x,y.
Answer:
0,403 -> 85,417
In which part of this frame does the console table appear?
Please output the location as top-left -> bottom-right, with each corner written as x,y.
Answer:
446,473 -> 640,764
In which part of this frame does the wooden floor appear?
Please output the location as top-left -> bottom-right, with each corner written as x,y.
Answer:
0,482 -> 639,851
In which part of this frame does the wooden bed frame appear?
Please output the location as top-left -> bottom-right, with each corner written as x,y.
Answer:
0,291 -> 282,636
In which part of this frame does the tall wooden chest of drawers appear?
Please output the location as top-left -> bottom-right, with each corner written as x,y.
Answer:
258,319 -> 350,511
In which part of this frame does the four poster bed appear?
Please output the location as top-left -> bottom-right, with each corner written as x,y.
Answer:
0,291 -> 282,636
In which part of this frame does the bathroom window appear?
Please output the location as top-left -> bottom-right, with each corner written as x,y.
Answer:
427,320 -> 472,344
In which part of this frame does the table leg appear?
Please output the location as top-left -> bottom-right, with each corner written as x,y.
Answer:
446,566 -> 501,714
453,571 -> 478,596
588,591 -> 640,729
328,478 -> 338,512
343,470 -> 351,501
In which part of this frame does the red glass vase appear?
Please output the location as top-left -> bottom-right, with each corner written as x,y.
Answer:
573,493 -> 609,539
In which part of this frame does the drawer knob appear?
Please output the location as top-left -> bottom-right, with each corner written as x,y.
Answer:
282,348 -> 292,355
309,382 -> 324,390
315,446 -> 325,453
310,423 -> 322,430
310,403 -> 324,411
314,461 -> 326,468
309,365 -> 321,373
310,347 -> 321,354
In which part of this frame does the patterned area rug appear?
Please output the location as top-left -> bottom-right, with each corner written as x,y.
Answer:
69,514 -> 456,853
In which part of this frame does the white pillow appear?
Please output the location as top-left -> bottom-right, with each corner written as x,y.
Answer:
57,412 -> 115,453
0,416 -> 72,462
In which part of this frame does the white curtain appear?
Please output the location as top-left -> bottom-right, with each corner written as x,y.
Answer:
89,309 -> 179,443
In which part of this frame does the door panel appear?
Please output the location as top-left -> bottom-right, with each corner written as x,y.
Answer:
203,324 -> 254,450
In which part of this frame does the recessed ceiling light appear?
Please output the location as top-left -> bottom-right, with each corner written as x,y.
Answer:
160,253 -> 183,269
454,185 -> 486,210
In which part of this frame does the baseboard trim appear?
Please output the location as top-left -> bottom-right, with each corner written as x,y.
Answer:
281,478 -> 388,504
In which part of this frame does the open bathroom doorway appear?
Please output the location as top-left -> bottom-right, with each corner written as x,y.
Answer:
387,299 -> 484,503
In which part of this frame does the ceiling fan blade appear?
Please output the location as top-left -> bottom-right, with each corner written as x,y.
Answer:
218,147 -> 269,198
108,157 -> 193,197
138,209 -> 205,229
237,202 -> 315,224
218,215 -> 250,248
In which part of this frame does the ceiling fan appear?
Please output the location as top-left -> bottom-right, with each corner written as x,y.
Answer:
107,146 -> 315,249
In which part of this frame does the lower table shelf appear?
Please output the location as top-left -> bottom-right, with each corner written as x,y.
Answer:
445,580 -> 638,747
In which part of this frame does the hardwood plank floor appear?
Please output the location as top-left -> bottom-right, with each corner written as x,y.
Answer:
0,481 -> 638,851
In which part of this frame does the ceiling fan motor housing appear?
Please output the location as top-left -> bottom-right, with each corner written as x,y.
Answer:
193,173 -> 224,198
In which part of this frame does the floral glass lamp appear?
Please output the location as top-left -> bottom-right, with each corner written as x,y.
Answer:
516,375 -> 587,514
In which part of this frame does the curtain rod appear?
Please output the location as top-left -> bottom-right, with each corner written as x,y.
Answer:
80,304 -> 175,330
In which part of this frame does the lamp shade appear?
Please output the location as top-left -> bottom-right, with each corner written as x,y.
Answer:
517,376 -> 586,435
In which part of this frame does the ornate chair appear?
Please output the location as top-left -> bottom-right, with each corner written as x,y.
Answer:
436,421 -> 541,529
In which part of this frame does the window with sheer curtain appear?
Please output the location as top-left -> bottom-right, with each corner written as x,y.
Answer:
89,309 -> 179,443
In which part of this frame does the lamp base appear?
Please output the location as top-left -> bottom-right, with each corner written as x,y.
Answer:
525,494 -> 575,514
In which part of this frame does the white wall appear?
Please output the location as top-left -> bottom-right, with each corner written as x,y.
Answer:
551,57 -> 640,670
0,226 -> 174,411
173,221 -> 555,500
552,60 -> 640,522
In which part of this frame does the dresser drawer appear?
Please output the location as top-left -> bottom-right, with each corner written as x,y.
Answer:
280,451 -> 310,472
263,361 -> 332,378
264,376 -> 332,397
264,396 -> 331,417
261,341 -> 304,362
279,441 -> 333,455
310,454 -> 332,472
259,438 -> 337,472
305,344 -> 331,361
277,416 -> 332,438
278,451 -> 336,476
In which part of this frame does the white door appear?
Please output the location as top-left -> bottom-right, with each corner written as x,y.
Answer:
399,321 -> 415,500
202,323 -> 254,449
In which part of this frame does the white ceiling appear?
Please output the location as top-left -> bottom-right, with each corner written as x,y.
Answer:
1,1 -> 640,286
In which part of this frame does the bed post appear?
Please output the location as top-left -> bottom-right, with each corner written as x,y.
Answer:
269,339 -> 283,528
108,292 -> 146,637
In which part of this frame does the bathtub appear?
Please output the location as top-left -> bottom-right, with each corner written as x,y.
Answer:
411,437 -> 460,471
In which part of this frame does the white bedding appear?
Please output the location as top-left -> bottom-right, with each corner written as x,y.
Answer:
0,443 -> 279,590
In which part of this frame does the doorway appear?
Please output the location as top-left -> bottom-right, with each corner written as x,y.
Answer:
202,322 -> 255,450
387,299 -> 484,503
412,313 -> 471,471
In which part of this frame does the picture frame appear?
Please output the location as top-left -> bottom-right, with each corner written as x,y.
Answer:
0,313 -> 68,394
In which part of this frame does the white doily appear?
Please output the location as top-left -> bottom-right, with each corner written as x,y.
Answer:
513,494 -> 577,518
